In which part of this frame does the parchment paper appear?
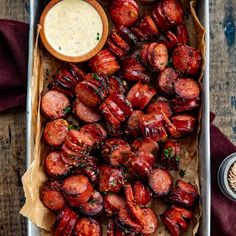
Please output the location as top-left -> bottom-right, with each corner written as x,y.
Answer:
20,0 -> 206,235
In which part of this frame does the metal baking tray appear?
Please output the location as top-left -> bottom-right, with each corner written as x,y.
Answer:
26,0 -> 210,235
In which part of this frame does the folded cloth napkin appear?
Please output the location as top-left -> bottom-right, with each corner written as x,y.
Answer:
0,19 -> 29,111
1,19 -> 236,236
210,113 -> 236,236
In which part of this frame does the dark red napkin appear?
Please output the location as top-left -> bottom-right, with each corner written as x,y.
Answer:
211,113 -> 236,236
0,19 -> 29,111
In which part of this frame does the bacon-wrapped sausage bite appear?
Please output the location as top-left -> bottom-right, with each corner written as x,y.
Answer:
52,207 -> 78,236
109,0 -> 139,27
89,49 -> 120,76
161,206 -> 193,236
127,83 -> 156,110
50,63 -> 85,98
152,0 -> 184,30
168,179 -> 199,207
132,14 -> 158,40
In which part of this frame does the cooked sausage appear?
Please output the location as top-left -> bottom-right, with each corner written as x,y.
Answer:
140,44 -> 149,65
168,179 -> 199,207
50,64 -> 85,98
146,97 -> 172,118
140,113 -> 168,142
43,119 -> 69,147
126,110 -> 143,137
73,99 -> 101,123
131,137 -> 159,155
172,44 -> 202,76
53,207 -> 78,236
159,0 -> 184,29
80,191 -> 103,216
126,83 -> 156,110
124,183 -> 134,202
157,67 -> 179,96
100,102 -> 121,126
127,151 -> 155,179
108,76 -> 127,95
108,93 -> 133,118
122,57 -> 150,83
140,208 -> 159,234
148,168 -> 173,195
104,97 -> 126,122
174,78 -> 200,100
102,139 -> 132,167
109,0 -> 139,27
116,209 -> 142,234
74,218 -> 102,236
111,30 -> 130,51
116,25 -> 138,45
72,156 -> 99,184
149,43 -> 168,71
176,24 -> 189,44
132,14 -> 158,40
152,4 -> 167,31
171,97 -> 200,114
62,175 -> 93,205
80,123 -> 107,147
105,122 -> 123,137
99,165 -> 124,193
107,38 -> 126,58
162,31 -> 179,49
104,194 -> 126,215
75,81 -> 101,108
126,201 -> 158,234
40,183 -> 65,211
133,181 -> 151,205
44,151 -> 72,178
160,206 -> 193,236
161,140 -> 181,170
89,49 -> 120,76
41,90 -> 70,119
170,114 -> 197,138
85,73 -> 109,100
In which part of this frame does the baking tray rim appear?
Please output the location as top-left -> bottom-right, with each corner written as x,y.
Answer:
25,0 -> 211,235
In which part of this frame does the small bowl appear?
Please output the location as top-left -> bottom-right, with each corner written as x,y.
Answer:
217,152 -> 236,201
39,0 -> 108,62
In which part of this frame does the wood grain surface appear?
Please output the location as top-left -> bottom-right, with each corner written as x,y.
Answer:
0,0 -> 235,235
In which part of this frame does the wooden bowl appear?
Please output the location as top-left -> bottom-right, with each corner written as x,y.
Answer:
39,0 -> 109,62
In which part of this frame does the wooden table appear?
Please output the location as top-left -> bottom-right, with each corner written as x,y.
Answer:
0,0 -> 235,235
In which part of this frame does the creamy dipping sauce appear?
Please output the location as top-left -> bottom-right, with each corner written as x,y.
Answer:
44,0 -> 103,57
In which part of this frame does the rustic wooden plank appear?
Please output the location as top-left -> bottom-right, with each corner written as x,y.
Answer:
209,0 -> 236,144
0,1 -> 29,236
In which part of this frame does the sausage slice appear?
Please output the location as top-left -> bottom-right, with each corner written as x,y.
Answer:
44,151 -> 72,178
133,181 -> 151,205
73,99 -> 101,123
41,90 -> 70,119
148,168 -> 173,196
150,43 -> 168,71
80,191 -> 103,216
74,218 -> 102,236
43,119 -> 69,147
174,78 -> 200,100
104,194 -> 126,215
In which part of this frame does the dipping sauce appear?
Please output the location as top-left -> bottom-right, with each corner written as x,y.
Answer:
228,162 -> 236,192
44,0 -> 103,57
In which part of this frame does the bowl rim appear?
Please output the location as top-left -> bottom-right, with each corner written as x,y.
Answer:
39,0 -> 109,62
